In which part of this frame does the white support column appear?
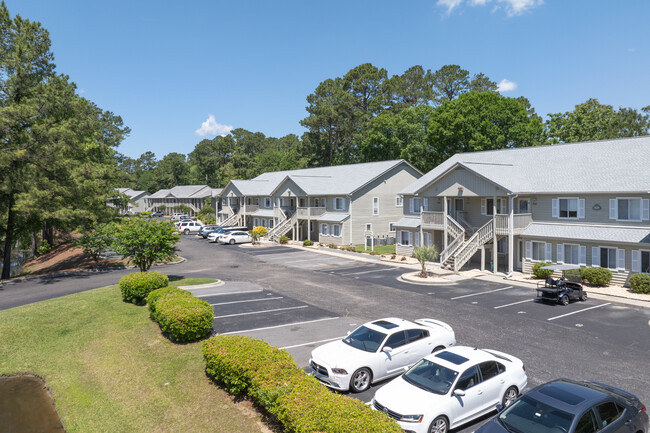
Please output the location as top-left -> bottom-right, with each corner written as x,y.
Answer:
480,246 -> 485,272
348,196 -> 353,245
443,196 -> 448,251
420,201 -> 424,247
307,197 -> 311,242
508,195 -> 514,275
493,195 -> 498,274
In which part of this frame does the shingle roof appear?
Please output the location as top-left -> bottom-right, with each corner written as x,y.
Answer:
148,185 -> 218,199
317,213 -> 350,223
394,217 -> 421,229
401,136 -> 650,195
115,188 -> 148,199
522,223 -> 650,245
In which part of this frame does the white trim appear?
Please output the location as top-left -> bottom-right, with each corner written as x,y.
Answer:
372,197 -> 379,216
388,222 -> 396,233
395,196 -> 403,207
556,197 -> 580,220
365,223 -> 372,231
615,197 -> 643,222
320,223 -> 329,236
331,224 -> 342,238
334,197 -> 346,211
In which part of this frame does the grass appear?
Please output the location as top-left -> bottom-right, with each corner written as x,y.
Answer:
168,277 -> 218,286
0,284 -> 266,433
354,244 -> 396,255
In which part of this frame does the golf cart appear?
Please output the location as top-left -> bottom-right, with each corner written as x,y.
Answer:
536,264 -> 587,306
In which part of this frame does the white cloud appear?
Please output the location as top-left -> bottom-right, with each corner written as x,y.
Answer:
194,114 -> 233,137
438,0 -> 543,16
497,78 -> 517,92
437,0 -> 463,15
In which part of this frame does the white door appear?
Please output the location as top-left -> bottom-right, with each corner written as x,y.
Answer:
449,365 -> 485,426
477,362 -> 505,414
404,329 -> 433,364
378,331 -> 412,379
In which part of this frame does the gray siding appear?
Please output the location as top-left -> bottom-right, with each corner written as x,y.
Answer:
418,167 -> 507,197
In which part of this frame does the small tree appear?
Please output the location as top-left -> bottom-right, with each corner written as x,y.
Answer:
413,245 -> 439,278
113,218 -> 179,272
174,204 -> 191,215
250,226 -> 268,245
75,223 -> 114,262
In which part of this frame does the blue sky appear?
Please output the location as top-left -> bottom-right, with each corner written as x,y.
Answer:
7,0 -> 650,159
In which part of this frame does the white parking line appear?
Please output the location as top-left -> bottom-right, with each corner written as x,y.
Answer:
547,303 -> 611,321
196,289 -> 263,297
340,267 -> 396,276
280,336 -> 345,350
213,305 -> 308,319
451,286 -> 514,300
494,299 -> 534,309
220,316 -> 341,335
210,297 -> 283,306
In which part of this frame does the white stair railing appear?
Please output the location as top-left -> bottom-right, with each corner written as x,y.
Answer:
451,219 -> 494,272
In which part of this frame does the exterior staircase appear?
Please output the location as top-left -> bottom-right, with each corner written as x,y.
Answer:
266,213 -> 298,242
442,219 -> 494,272
219,208 -> 242,227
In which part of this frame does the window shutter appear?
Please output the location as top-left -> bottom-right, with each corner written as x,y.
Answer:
609,199 -> 617,219
552,199 -> 559,218
423,198 -> 429,212
579,246 -> 586,266
591,247 -> 600,267
408,231 -> 413,246
642,199 -> 650,221
525,241 -> 532,260
500,198 -> 506,214
631,250 -> 641,272
557,244 -> 564,263
578,199 -> 585,219
481,198 -> 486,215
545,243 -> 552,261
617,249 -> 625,270
414,232 -> 420,246
409,198 -> 414,214
397,231 -> 403,245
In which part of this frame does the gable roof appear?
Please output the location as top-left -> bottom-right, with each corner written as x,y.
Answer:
401,136 -> 650,195
115,188 -> 149,200
148,185 -> 216,199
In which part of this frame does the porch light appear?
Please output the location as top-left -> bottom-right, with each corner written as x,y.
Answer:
458,187 -> 464,193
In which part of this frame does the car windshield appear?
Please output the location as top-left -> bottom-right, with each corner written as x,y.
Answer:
498,395 -> 574,433
342,326 -> 386,353
402,359 -> 458,395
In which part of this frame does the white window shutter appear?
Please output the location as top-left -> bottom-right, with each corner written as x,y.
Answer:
557,244 -> 564,263
409,198 -> 414,214
414,232 -> 420,246
545,243 -> 552,261
631,250 -> 641,272
408,231 -> 413,246
397,231 -> 403,245
579,246 -> 586,266
592,247 -> 600,267
617,249 -> 625,270
481,198 -> 486,215
552,199 -> 559,218
642,199 -> 649,221
423,198 -> 429,212
609,199 -> 617,219
578,199 -> 585,219
525,241 -> 532,260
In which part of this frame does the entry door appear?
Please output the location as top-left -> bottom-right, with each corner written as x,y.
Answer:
516,241 -> 523,269
454,198 -> 464,219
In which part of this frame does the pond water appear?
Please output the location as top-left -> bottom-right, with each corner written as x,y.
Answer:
0,249 -> 33,278
0,375 -> 65,432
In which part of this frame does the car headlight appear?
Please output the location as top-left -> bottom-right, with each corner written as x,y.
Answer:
331,368 -> 348,375
400,414 -> 424,423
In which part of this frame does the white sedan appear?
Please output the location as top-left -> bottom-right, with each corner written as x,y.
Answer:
372,346 -> 528,433
309,317 -> 456,393
217,231 -> 252,245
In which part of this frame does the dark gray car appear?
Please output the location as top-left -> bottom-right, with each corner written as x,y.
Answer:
476,379 -> 648,433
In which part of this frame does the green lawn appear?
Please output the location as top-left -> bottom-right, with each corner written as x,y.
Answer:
168,277 -> 218,286
0,280 -> 265,433
354,244 -> 396,255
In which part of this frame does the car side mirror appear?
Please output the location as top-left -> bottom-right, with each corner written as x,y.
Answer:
382,346 -> 393,353
496,404 -> 504,412
453,389 -> 466,397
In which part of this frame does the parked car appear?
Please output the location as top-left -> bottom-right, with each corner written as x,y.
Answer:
218,230 -> 252,245
309,317 -> 456,393
206,226 -> 248,242
536,264 -> 587,306
476,379 -> 648,433
372,346 -> 528,433
151,211 -> 164,217
177,221 -> 202,235
171,213 -> 190,221
198,225 -> 219,237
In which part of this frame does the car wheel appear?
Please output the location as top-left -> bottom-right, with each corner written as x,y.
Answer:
229,239 -> 235,245
502,386 -> 518,408
432,345 -> 446,353
184,229 -> 190,235
428,416 -> 449,433
580,293 -> 588,302
560,295 -> 570,306
349,368 -> 371,393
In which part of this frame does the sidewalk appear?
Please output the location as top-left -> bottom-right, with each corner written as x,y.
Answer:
273,241 -> 650,309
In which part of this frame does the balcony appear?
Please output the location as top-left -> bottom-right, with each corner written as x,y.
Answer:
243,204 -> 259,213
494,213 -> 533,235
296,207 -> 326,218
421,211 -> 445,229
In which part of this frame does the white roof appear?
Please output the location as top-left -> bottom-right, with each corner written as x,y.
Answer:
251,209 -> 274,217
522,223 -> 650,245
401,136 -> 650,195
394,217 -> 421,229
148,185 -> 218,199
317,212 -> 350,223
115,188 -> 148,199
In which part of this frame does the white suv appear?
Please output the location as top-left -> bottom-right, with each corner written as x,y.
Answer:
177,221 -> 202,235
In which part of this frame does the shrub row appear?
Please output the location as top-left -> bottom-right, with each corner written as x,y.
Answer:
630,273 -> 650,294
581,267 -> 612,286
532,261 -> 554,279
202,335 -> 401,433
279,235 -> 289,244
119,271 -> 169,305
148,287 -> 213,342
302,239 -> 314,246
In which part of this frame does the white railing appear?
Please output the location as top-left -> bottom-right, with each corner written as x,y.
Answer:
421,211 -> 445,227
447,215 -> 464,238
513,213 -> 532,231
451,219 -> 494,272
219,208 -> 242,227
439,214 -> 465,264
494,213 -> 533,235
244,205 -> 259,213
267,213 -> 298,241
455,212 -> 475,235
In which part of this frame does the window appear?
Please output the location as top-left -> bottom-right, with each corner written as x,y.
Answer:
313,198 -> 320,207
456,365 -> 480,391
332,224 -> 341,237
598,247 -> 617,269
365,223 -> 372,231
644,251 -> 650,273
563,244 -> 580,265
518,199 -> 530,213
528,241 -> 548,261
406,329 -> 429,343
398,230 -> 412,246
595,402 -> 623,427
616,198 -> 642,221
478,362 -> 500,381
395,196 -> 403,207
280,197 -> 287,207
384,331 -> 407,349
334,197 -> 345,211
389,222 -> 396,232
264,197 -> 272,208
373,197 -> 379,216
254,218 -> 259,227
299,198 -> 306,207
410,198 -> 421,214
552,197 -> 585,219
633,250 -> 650,273
320,223 -> 329,236
575,410 -> 598,433
423,232 -> 432,246
481,198 -> 507,215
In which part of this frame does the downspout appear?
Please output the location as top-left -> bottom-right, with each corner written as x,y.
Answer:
506,193 -> 518,278
348,195 -> 353,246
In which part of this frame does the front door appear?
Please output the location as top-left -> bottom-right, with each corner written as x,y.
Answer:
516,240 -> 523,270
454,198 -> 464,219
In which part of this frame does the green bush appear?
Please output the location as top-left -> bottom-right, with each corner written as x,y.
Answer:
147,286 -> 192,321
581,267 -> 612,286
532,261 -> 554,279
202,335 -> 401,433
279,235 -> 289,244
155,291 -> 213,342
328,243 -> 337,249
630,273 -> 650,294
119,272 -> 169,305
302,239 -> 314,246
37,240 -> 51,256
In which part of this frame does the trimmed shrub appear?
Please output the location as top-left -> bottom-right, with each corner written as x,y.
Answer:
342,245 -> 356,252
630,273 -> 650,294
328,243 -> 337,249
532,261 -> 554,279
119,271 -> 168,305
302,239 -> 314,247
147,286 -> 192,321
202,335 -> 401,433
581,267 -> 612,286
155,292 -> 213,342
279,235 -> 289,244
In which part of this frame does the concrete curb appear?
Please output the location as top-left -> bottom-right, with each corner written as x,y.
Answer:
397,273 -> 459,286
283,243 -> 420,270
177,280 -> 224,290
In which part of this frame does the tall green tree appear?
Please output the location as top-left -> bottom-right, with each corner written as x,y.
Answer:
153,152 -> 189,188
431,65 -> 497,104
386,65 -> 435,111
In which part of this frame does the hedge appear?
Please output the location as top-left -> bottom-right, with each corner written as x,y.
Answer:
581,267 -> 612,286
279,236 -> 289,244
630,273 -> 650,294
532,262 -> 554,279
119,271 -> 169,305
202,335 -> 401,433
154,291 -> 213,342
302,239 -> 314,246
146,286 -> 192,321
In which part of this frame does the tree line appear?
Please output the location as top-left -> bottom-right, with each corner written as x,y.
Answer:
117,63 -> 650,192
